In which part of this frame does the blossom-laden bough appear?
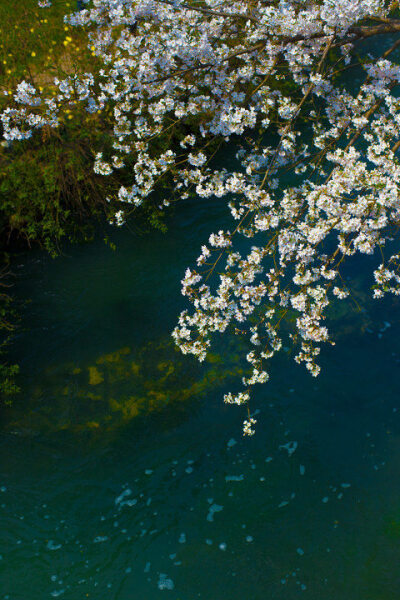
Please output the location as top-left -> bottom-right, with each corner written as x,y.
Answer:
3,0 -> 400,434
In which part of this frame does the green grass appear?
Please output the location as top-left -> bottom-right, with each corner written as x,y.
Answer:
0,0 -> 92,103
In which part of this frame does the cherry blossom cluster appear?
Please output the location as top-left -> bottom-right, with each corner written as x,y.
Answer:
5,0 -> 400,434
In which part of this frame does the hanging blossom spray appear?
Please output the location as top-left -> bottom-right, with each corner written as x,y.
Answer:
5,0 -> 400,434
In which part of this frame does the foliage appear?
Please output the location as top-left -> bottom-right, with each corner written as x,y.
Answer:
3,0 -> 400,430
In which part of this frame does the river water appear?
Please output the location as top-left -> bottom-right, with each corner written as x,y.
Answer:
1,198 -> 400,599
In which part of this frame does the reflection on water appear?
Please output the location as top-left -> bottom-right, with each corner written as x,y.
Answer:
4,337 -> 244,439
1,202 -> 400,599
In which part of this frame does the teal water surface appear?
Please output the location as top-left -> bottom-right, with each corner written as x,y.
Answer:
1,199 -> 400,599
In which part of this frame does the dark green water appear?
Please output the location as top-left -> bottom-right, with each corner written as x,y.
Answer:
1,199 -> 400,599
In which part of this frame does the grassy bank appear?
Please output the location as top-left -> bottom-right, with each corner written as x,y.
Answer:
0,0 -> 88,93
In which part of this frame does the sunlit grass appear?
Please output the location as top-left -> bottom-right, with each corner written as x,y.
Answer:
0,0 -> 92,105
